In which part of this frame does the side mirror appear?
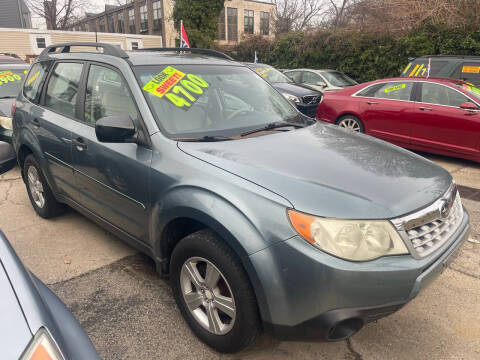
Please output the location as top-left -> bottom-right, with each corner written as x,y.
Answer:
460,102 -> 478,110
316,81 -> 327,87
95,115 -> 137,143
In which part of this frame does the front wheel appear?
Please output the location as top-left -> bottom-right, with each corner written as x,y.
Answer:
170,230 -> 261,353
336,115 -> 364,133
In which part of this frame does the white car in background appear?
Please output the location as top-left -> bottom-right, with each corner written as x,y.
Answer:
284,69 -> 358,91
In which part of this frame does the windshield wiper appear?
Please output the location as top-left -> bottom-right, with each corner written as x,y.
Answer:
240,121 -> 305,137
0,96 -> 15,99
174,135 -> 235,142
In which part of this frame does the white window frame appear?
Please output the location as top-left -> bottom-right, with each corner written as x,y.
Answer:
29,33 -> 52,55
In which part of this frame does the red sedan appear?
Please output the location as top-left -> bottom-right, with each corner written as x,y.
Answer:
316,77 -> 480,162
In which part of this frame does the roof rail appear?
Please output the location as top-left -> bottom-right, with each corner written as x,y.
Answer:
417,54 -> 480,59
39,42 -> 129,60
134,47 -> 234,60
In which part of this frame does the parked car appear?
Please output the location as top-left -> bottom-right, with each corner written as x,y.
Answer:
13,43 -> 470,353
316,76 -> 480,162
0,58 -> 30,168
284,69 -> 358,91
0,226 -> 99,359
401,55 -> 480,86
244,63 -> 322,117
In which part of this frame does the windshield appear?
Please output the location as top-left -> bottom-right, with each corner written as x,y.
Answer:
135,64 -> 301,138
458,83 -> 480,101
0,68 -> 27,98
320,71 -> 357,87
247,65 -> 293,84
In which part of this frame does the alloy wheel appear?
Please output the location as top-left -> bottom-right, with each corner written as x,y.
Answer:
338,117 -> 361,132
180,257 -> 236,335
27,166 -> 45,208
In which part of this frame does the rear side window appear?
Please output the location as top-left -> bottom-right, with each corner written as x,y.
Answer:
24,62 -> 49,103
45,62 -> 83,118
452,62 -> 480,85
401,60 -> 448,77
357,82 -> 413,101
420,82 -> 469,107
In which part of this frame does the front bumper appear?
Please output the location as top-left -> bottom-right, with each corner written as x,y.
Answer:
250,209 -> 470,340
296,103 -> 319,118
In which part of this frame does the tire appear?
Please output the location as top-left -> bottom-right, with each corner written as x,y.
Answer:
336,115 -> 364,133
170,229 -> 261,353
24,154 -> 66,218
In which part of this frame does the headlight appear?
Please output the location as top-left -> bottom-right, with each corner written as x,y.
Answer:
282,93 -> 301,103
288,210 -> 409,261
21,328 -> 64,360
0,116 -> 12,130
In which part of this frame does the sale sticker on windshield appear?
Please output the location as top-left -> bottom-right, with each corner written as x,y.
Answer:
462,66 -> 480,73
384,83 -> 405,93
0,71 -> 22,85
143,66 -> 210,109
255,67 -> 270,78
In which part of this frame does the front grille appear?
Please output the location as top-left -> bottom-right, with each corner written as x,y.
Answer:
302,95 -> 322,104
404,194 -> 463,258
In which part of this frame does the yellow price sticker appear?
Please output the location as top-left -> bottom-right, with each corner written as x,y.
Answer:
0,71 -> 22,85
27,71 -> 40,86
384,84 -> 406,93
462,66 -> 480,74
143,66 -> 210,109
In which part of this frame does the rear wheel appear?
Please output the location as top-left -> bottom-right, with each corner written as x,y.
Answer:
170,229 -> 261,353
336,115 -> 364,133
24,154 -> 66,218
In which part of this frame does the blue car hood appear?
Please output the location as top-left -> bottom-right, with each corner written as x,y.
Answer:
178,123 -> 452,219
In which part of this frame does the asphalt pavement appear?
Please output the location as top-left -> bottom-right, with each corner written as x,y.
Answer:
0,152 -> 479,360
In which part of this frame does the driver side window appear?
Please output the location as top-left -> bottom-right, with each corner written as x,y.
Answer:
84,64 -> 139,126
302,71 -> 322,85
420,82 -> 470,107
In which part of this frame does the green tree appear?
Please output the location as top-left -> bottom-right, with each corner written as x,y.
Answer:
173,0 -> 225,48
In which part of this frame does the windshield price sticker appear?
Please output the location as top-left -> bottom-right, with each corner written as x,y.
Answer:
27,71 -> 40,86
0,71 -> 21,85
255,67 -> 270,78
143,66 -> 210,109
462,66 -> 480,73
384,83 -> 405,93
463,84 -> 480,95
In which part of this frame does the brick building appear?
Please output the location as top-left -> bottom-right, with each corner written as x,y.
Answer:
67,0 -> 275,48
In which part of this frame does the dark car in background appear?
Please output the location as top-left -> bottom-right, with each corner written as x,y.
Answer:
0,57 -> 29,172
401,55 -> 480,86
0,228 -> 99,359
245,63 -> 322,117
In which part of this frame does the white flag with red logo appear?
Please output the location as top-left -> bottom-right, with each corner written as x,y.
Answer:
180,21 -> 190,48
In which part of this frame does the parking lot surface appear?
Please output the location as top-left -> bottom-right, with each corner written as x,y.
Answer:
1,153 -> 479,360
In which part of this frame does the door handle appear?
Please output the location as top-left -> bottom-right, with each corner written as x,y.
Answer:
31,118 -> 40,127
73,137 -> 87,150
419,106 -> 433,111
367,101 -> 378,105
465,109 -> 479,115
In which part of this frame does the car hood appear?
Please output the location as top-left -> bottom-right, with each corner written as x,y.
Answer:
0,261 -> 32,359
178,123 -> 452,219
272,82 -> 321,97
0,98 -> 14,117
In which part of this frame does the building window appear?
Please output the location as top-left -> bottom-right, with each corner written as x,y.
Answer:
128,8 -> 135,33
88,20 -> 96,32
99,18 -> 105,32
217,8 -> 225,40
131,41 -> 139,50
260,11 -> 269,35
108,15 -> 115,33
140,4 -> 148,32
244,10 -> 254,34
117,12 -> 124,33
227,7 -> 237,41
153,1 -> 162,33
80,23 -> 86,31
36,37 -> 46,48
